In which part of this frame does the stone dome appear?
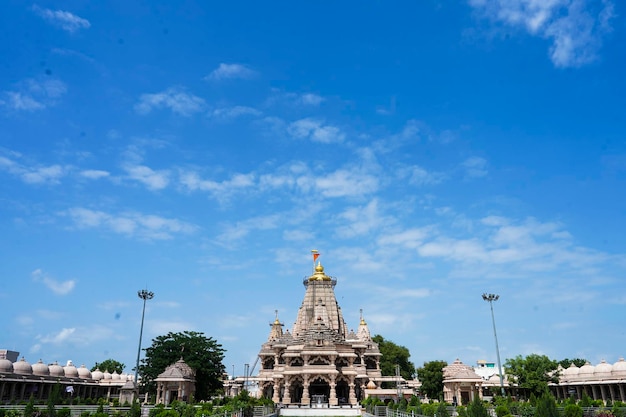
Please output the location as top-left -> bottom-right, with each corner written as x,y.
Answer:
578,362 -> 595,379
91,368 -> 103,380
77,364 -> 92,379
594,360 -> 612,378
488,374 -> 502,384
13,357 -> 32,375
64,361 -> 79,378
103,370 -> 112,380
111,371 -> 120,380
0,358 -> 13,373
366,380 -> 376,389
49,362 -> 64,377
32,359 -> 50,376
562,363 -> 579,381
612,358 -> 626,376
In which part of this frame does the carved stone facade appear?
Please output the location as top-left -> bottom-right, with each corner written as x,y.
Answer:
256,263 -> 382,406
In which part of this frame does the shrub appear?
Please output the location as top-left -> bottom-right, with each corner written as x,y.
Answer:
466,397 -> 489,417
564,403 -> 584,417
436,402 -> 450,417
495,404 -> 510,417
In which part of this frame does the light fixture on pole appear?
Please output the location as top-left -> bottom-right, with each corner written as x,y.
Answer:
135,289 -> 154,385
482,293 -> 505,396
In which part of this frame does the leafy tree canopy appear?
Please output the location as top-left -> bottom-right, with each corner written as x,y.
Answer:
372,335 -> 415,380
558,358 -> 587,368
139,330 -> 226,401
504,354 -> 559,399
91,359 -> 125,374
416,360 -> 447,400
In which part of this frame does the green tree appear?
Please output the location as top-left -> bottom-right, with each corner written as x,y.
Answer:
535,392 -> 558,417
504,354 -> 559,399
558,358 -> 587,369
24,395 -> 36,417
416,360 -> 447,400
139,330 -> 226,401
563,403 -> 583,417
47,383 -> 62,417
372,335 -> 415,381
436,401 -> 450,417
91,359 -> 125,374
466,396 -> 489,417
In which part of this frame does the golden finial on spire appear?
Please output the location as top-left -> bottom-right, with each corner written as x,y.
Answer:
274,309 -> 280,325
360,308 -> 366,325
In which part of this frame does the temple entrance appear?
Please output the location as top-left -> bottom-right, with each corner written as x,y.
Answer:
290,379 -> 304,403
308,377 -> 330,403
336,380 -> 349,404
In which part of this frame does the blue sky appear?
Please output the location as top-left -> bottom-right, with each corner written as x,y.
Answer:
1,0 -> 625,378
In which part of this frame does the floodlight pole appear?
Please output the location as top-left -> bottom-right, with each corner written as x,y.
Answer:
135,289 -> 154,384
482,293 -> 505,396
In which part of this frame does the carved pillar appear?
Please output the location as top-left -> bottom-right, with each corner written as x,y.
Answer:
283,380 -> 291,404
272,380 -> 280,404
349,381 -> 356,405
302,375 -> 310,405
329,375 -> 337,406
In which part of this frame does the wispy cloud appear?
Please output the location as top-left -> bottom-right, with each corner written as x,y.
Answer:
287,118 -> 345,144
0,78 -> 67,111
79,169 -> 110,180
32,269 -> 76,295
135,87 -> 205,116
32,5 -> 90,33
211,105 -> 262,119
205,63 -> 256,81
123,164 -> 169,190
267,90 -> 325,107
469,0 -> 615,67
0,154 -> 68,184
63,207 -> 197,240
39,328 -> 76,344
461,156 -> 488,178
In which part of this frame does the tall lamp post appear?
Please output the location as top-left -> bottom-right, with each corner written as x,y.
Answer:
482,293 -> 505,396
135,289 -> 154,385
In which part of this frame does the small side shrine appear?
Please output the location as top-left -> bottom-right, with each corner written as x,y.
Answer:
442,359 -> 483,405
155,358 -> 196,405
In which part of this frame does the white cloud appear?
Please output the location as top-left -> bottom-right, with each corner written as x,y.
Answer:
398,164 -> 446,186
179,171 -> 255,200
312,169 -> 379,197
335,199 -> 392,238
31,269 -> 76,295
299,93 -> 325,106
0,154 -> 68,184
287,118 -> 345,143
469,0 -> 615,67
135,87 -> 205,116
205,63 -> 256,81
377,227 -> 433,248
39,328 -> 76,344
80,169 -> 110,179
32,5 -> 90,33
1,79 -> 67,111
211,106 -> 262,119
462,156 -> 488,178
63,207 -> 197,240
124,164 -> 169,190
217,214 -> 281,244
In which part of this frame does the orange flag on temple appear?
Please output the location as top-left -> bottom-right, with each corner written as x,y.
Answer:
312,250 -> 320,262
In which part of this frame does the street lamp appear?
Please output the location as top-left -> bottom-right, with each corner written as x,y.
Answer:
135,289 -> 154,384
482,293 -> 505,396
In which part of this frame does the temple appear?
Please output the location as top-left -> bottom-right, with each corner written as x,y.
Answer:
256,262 -> 382,406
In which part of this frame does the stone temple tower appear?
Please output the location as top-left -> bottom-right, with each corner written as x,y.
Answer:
257,262 -> 382,406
